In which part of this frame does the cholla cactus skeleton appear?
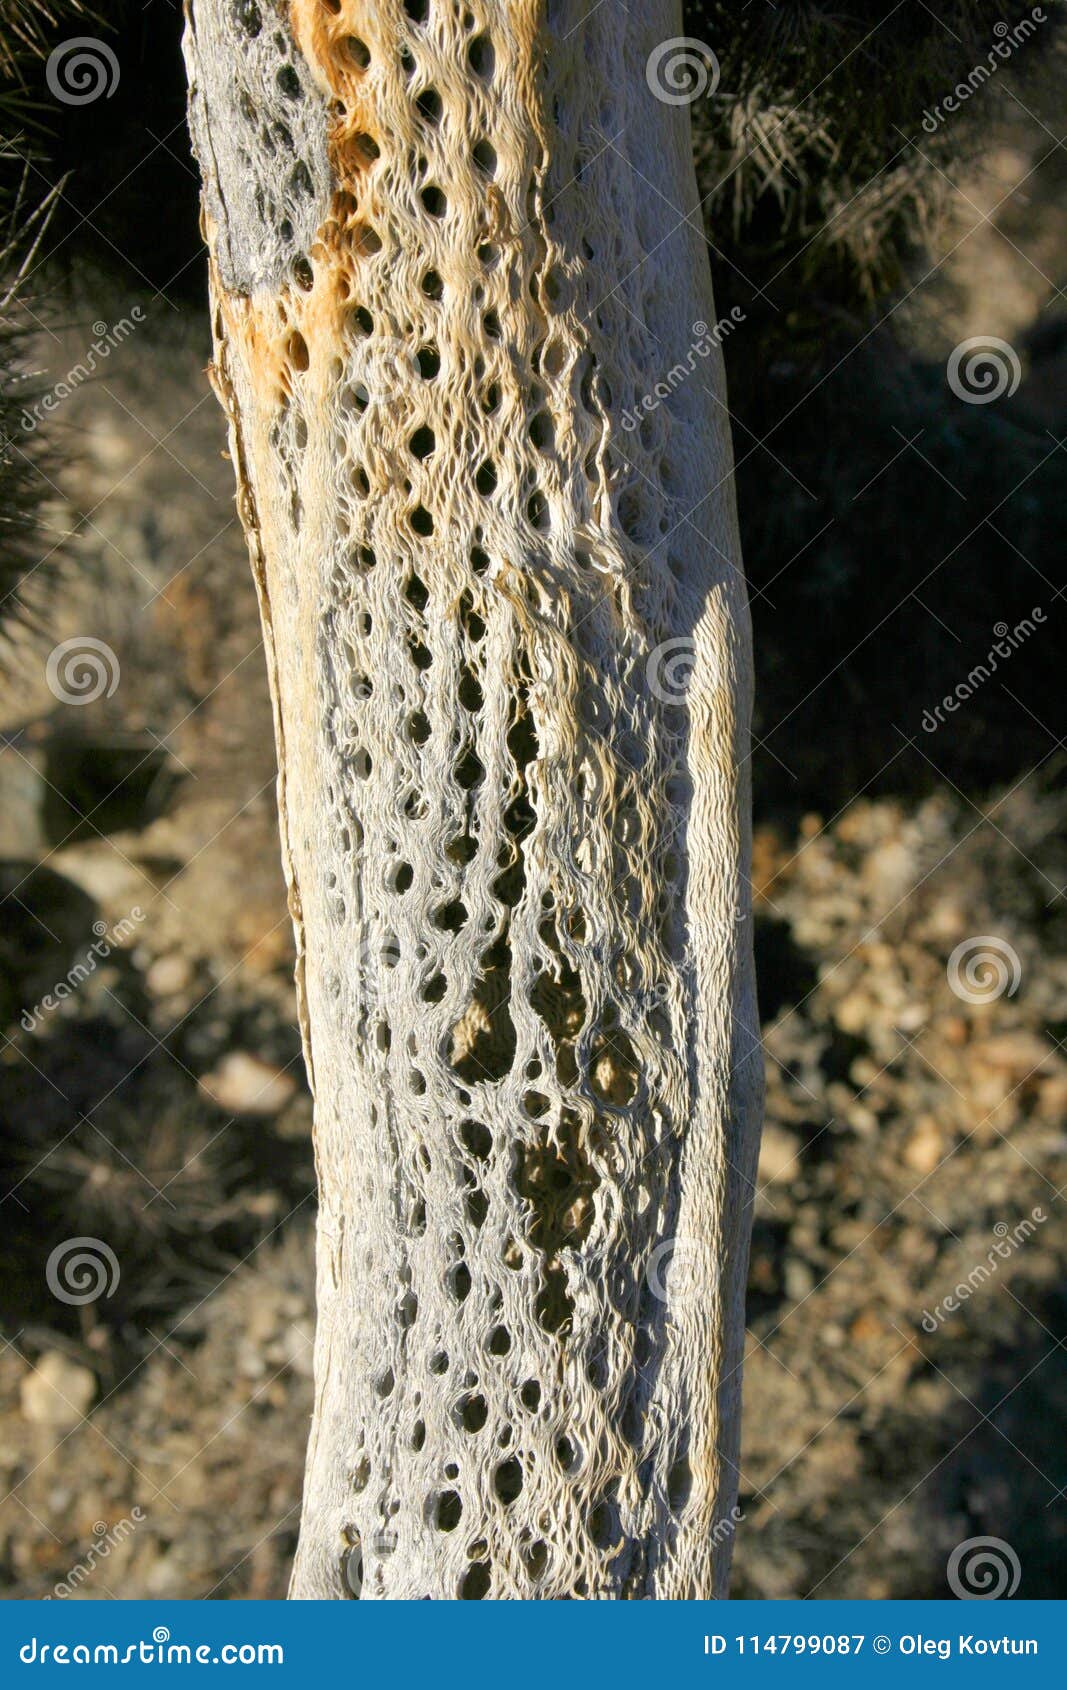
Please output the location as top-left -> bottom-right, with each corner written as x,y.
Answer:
184,0 -> 761,1599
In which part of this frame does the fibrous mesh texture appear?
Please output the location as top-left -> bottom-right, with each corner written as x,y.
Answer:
185,0 -> 761,1599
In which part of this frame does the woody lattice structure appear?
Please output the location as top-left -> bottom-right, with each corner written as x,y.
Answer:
184,0 -> 761,1599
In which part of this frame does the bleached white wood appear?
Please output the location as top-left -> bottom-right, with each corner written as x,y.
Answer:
184,0 -> 761,1599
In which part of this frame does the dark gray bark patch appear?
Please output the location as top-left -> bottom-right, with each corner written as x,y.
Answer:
184,0 -> 332,296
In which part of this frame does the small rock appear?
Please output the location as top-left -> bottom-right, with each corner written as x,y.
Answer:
145,1555 -> 185,1597
846,1099 -> 879,1135
863,839 -> 913,900
784,1257 -> 815,1302
903,1115 -> 944,1175
834,990 -> 875,1036
758,1124 -> 801,1186
282,1321 -> 315,1378
20,1352 -> 96,1429
48,844 -> 149,913
895,1002 -> 927,1033
1037,1074 -> 1067,1120
146,953 -> 193,997
0,749 -> 47,857
926,899 -> 968,941
237,1340 -> 267,1381
973,1031 -> 1056,1077
849,1307 -> 887,1347
198,1051 -> 297,1116
850,1055 -> 882,1088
